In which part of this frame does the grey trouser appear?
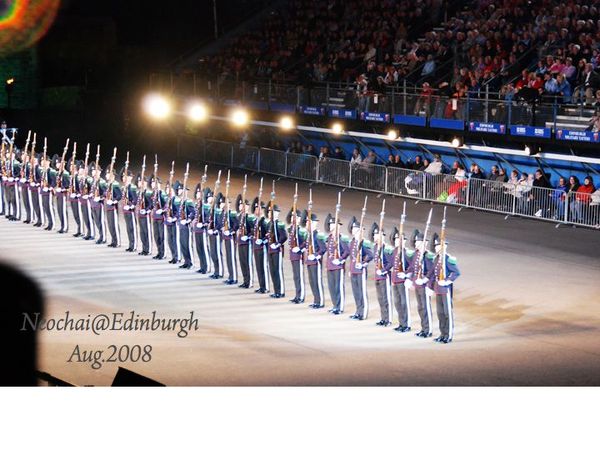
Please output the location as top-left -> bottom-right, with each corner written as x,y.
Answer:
194,231 -> 210,272
414,286 -> 432,334
124,211 -> 137,250
106,206 -> 120,246
291,259 -> 305,301
6,184 -> 19,218
152,219 -> 165,257
375,277 -> 392,323
350,271 -> 369,319
138,214 -> 152,253
238,242 -> 253,286
254,246 -> 269,290
31,188 -> 42,225
92,206 -> 106,242
70,197 -> 81,234
326,268 -> 345,312
166,224 -> 180,261
179,223 -> 193,265
21,184 -> 32,222
223,237 -> 238,282
42,193 -> 55,229
209,233 -> 223,276
81,199 -> 94,238
268,251 -> 285,296
392,282 -> 411,328
56,194 -> 68,231
307,261 -> 324,306
436,292 -> 454,340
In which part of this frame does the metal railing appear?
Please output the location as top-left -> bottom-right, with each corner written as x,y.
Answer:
178,137 -> 600,229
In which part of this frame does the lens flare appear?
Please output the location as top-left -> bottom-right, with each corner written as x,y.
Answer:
0,0 -> 61,56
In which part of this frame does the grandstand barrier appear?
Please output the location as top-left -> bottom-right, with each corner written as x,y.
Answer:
180,137 -> 600,229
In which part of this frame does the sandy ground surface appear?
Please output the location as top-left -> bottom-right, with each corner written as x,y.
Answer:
2,166 -> 599,386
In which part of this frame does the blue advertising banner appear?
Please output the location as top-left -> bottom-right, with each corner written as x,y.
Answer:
300,106 -> 326,116
329,108 -> 357,120
393,115 -> 426,127
429,118 -> 464,130
556,129 -> 600,143
270,103 -> 296,113
247,101 -> 269,111
360,112 -> 390,123
510,125 -> 551,139
468,122 -> 506,134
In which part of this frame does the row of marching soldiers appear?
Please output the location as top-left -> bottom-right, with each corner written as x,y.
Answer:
1,134 -> 460,343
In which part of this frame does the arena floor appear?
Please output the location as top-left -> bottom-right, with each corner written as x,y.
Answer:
2,166 -> 599,386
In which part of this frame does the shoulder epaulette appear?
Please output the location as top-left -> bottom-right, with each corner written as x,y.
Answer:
362,240 -> 373,249
317,232 -> 327,240
425,252 -> 435,260
340,235 -> 350,243
405,249 -> 415,257
298,229 -> 309,237
277,222 -> 285,228
384,247 -> 394,255
447,255 -> 458,265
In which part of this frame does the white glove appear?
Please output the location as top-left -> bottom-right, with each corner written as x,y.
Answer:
437,280 -> 452,287
20,177 -> 26,183
223,230 -> 230,236
362,262 -> 369,269
292,246 -> 301,253
415,277 -> 428,286
255,238 -> 263,245
207,229 -> 214,235
94,196 -> 101,202
55,187 -> 62,193
270,243 -> 280,250
316,255 -> 322,260
307,254 -> 316,261
140,208 -> 147,214
376,269 -> 387,276
332,258 -> 341,265
1,176 -> 6,181
180,219 -> 189,225
426,287 -> 435,297
70,193 -> 77,199
156,208 -> 163,215
396,272 -> 407,279
196,222 -> 205,229
82,194 -> 89,199
240,235 -> 249,242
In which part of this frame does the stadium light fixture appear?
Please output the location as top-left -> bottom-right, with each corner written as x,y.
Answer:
231,109 -> 249,127
386,129 -> 398,140
143,93 -> 172,120
279,116 -> 294,131
451,137 -> 461,148
331,122 -> 344,135
187,102 -> 209,122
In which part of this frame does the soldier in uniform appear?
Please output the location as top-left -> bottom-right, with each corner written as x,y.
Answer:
347,217 -> 373,321
408,229 -> 433,338
165,180 -> 182,264
389,227 -> 412,333
287,208 -> 306,304
41,155 -> 57,231
236,194 -> 254,288
371,223 -> 393,327
4,149 -> 21,221
89,163 -> 107,244
265,204 -> 287,298
178,184 -> 196,269
121,168 -> 138,252
192,186 -> 211,273
54,156 -> 70,234
427,233 -> 461,344
221,194 -> 239,285
150,176 -> 167,260
207,192 -> 224,278
80,163 -> 95,240
105,168 -> 123,248
324,214 -> 348,314
136,175 -> 154,256
303,211 -> 326,309
30,152 -> 44,227
69,160 -> 83,237
251,197 -> 270,294
20,151 -> 33,224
